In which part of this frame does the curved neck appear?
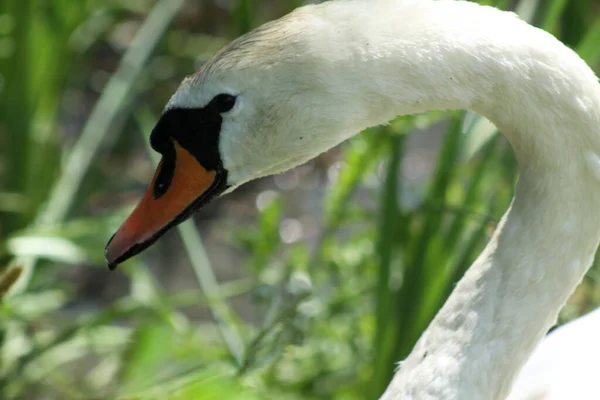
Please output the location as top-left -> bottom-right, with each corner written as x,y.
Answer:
308,0 -> 600,398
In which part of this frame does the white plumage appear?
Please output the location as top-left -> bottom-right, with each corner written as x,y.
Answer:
110,0 -> 600,398
171,1 -> 600,398
508,308 -> 600,400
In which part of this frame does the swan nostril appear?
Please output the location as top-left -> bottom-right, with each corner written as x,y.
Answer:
155,182 -> 167,196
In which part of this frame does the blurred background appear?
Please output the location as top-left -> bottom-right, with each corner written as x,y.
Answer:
1,0 -> 600,399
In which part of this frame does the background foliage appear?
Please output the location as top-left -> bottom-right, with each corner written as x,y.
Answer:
1,0 -> 600,399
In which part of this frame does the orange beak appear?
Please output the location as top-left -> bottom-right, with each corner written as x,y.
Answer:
105,141 -> 225,270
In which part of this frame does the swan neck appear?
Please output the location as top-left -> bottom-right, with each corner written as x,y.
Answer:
314,1 -> 600,399
313,0 -> 600,164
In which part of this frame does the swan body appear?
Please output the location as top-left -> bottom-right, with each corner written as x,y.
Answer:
507,307 -> 600,400
105,1 -> 600,399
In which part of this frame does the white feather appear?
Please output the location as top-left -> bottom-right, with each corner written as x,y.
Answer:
507,308 -> 600,400
164,1 -> 600,398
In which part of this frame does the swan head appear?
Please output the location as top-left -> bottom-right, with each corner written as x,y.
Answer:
104,14 -> 372,269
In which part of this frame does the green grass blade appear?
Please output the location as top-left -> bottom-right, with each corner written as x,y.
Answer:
540,0 -> 569,32
177,222 -> 246,367
1,0 -> 32,231
232,0 -> 255,35
370,133 -> 403,398
576,18 -> 600,67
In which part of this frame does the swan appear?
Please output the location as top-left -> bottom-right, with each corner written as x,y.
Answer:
507,307 -> 600,399
104,0 -> 600,398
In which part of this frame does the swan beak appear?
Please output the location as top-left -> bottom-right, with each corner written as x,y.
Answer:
105,141 -> 222,270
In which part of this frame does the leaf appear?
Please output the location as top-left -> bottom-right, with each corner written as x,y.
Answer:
6,235 -> 88,264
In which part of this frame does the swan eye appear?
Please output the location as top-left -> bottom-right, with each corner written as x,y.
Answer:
213,93 -> 236,113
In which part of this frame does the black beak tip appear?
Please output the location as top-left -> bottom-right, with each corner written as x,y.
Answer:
105,233 -> 119,271
104,237 -> 155,272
